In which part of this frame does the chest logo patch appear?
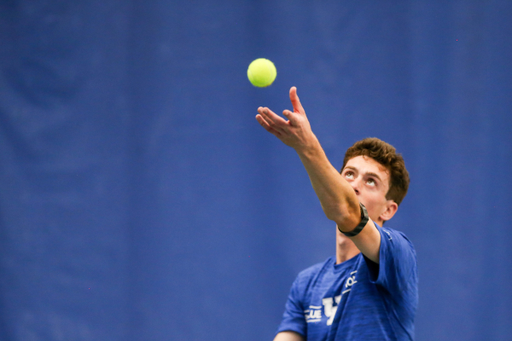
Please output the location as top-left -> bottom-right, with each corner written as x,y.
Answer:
305,271 -> 358,325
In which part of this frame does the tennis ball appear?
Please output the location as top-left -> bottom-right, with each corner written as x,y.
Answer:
247,58 -> 277,87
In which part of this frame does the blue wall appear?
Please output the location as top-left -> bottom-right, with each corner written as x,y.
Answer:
0,1 -> 511,340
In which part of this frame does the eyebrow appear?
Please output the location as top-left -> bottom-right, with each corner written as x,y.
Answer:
343,166 -> 383,183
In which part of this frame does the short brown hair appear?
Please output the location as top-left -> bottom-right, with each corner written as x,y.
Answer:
342,137 -> 409,206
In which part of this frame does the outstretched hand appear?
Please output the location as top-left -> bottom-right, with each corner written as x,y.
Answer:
256,87 -> 316,150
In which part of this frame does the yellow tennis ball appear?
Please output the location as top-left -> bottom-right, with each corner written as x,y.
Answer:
247,58 -> 277,87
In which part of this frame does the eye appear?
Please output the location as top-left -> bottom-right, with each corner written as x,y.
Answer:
366,178 -> 376,186
344,171 -> 354,180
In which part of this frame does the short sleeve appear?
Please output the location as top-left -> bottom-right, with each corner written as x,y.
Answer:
371,225 -> 418,298
275,276 -> 307,337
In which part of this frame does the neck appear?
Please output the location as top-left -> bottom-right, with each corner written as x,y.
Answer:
335,229 -> 361,264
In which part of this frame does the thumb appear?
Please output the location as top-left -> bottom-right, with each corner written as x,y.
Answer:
289,86 -> 305,114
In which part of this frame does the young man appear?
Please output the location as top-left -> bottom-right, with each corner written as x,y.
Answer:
255,87 -> 418,341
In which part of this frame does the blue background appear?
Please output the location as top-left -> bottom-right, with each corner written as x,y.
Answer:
0,1 -> 511,340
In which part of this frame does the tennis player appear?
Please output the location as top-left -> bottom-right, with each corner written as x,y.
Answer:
256,87 -> 418,341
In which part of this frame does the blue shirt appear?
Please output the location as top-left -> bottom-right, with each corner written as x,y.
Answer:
276,225 -> 418,340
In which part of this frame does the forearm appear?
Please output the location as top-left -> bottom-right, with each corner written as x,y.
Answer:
296,137 -> 360,230
256,87 -> 382,261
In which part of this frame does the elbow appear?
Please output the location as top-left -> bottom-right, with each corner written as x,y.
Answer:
324,203 -> 360,231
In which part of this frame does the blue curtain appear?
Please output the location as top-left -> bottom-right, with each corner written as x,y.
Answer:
0,1 -> 511,340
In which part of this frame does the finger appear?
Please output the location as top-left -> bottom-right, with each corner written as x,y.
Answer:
258,106 -> 280,120
256,114 -> 282,137
289,86 -> 305,114
256,107 -> 284,130
258,107 -> 288,127
282,109 -> 299,126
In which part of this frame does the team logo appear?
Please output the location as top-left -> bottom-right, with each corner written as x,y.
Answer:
305,271 -> 357,325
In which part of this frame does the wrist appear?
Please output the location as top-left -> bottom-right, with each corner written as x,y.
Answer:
295,134 -> 321,157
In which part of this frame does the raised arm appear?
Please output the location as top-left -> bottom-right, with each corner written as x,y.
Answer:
256,87 -> 381,262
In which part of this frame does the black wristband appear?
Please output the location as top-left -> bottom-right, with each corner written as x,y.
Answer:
339,202 -> 369,237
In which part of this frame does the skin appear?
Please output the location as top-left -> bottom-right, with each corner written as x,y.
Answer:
273,331 -> 305,341
256,87 -> 399,341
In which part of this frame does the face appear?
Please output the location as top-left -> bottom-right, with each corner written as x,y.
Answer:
341,155 -> 397,225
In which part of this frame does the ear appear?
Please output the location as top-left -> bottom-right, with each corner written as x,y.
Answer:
380,200 -> 398,222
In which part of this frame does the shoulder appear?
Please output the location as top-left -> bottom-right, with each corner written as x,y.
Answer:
379,225 -> 416,251
287,257 -> 337,307
292,257 -> 335,289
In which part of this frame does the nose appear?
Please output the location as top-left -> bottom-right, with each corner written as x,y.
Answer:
350,178 -> 360,195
